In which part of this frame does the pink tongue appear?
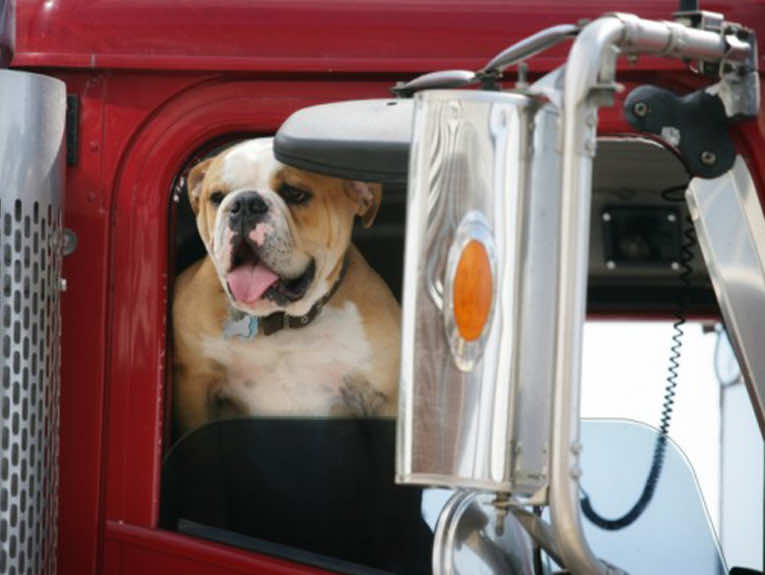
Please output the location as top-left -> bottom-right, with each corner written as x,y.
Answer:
227,262 -> 279,304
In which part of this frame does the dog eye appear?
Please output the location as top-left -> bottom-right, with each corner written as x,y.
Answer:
209,191 -> 225,206
278,183 -> 310,205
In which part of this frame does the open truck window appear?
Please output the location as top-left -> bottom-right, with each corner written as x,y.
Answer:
161,137 -> 431,574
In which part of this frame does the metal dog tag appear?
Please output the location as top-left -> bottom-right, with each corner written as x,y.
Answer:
224,311 -> 259,339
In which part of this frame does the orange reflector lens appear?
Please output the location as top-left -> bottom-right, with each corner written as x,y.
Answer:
453,240 -> 493,341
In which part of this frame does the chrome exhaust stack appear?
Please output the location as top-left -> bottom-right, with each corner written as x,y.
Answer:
0,70 -> 66,575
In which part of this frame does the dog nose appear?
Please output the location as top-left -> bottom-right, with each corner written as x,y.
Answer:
229,191 -> 269,230
230,192 -> 268,216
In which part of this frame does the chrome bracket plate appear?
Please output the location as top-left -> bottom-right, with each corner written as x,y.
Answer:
686,156 -> 765,438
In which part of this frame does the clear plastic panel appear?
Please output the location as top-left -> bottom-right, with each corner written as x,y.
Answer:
576,419 -> 725,574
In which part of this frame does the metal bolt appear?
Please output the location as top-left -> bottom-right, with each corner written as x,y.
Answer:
606,260 -> 616,270
570,441 -> 583,455
632,101 -> 649,118
570,465 -> 582,480
700,151 -> 717,166
59,278 -> 68,292
602,212 -> 611,222
667,213 -> 677,222
516,61 -> 528,88
671,261 -> 681,271
493,493 -> 510,537
62,229 -> 78,256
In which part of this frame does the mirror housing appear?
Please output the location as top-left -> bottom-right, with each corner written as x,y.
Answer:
274,98 -> 413,184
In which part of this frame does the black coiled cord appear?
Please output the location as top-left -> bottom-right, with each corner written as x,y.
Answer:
581,184 -> 695,530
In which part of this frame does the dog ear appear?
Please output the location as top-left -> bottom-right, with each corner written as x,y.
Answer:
345,181 -> 382,228
186,158 -> 213,214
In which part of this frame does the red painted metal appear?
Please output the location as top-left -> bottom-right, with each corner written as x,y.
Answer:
103,521 -> 333,575
4,1 -> 764,574
8,0 -> 765,74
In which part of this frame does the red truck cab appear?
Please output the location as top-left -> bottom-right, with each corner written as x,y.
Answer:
2,1 -> 765,573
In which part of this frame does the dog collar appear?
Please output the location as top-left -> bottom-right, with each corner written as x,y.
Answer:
224,254 -> 350,339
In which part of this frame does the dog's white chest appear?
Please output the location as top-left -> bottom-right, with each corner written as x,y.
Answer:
202,301 -> 373,415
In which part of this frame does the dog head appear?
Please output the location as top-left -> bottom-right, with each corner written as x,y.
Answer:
186,138 -> 381,317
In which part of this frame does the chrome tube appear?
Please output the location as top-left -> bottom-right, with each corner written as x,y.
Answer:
549,16 -> 625,575
611,13 -> 750,62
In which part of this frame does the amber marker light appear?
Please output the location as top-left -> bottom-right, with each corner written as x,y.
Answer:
453,239 -> 493,341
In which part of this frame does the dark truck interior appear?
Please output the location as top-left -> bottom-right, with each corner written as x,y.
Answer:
161,128 -> 717,574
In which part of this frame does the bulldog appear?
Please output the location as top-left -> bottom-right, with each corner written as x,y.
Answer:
172,138 -> 400,435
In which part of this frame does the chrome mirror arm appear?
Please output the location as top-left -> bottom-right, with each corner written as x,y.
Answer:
547,12 -> 756,575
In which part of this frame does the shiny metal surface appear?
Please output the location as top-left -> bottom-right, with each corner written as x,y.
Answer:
612,13 -> 743,61
397,90 -> 539,492
686,156 -> 765,437
0,69 -> 65,575
510,103 -> 561,497
432,490 -> 535,575
548,17 -> 624,575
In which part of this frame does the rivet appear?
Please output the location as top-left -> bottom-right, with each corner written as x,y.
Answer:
602,212 -> 612,222
632,101 -> 649,118
700,151 -> 717,166
606,260 -> 616,270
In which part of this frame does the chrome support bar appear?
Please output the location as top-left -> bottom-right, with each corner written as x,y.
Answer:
686,157 -> 765,439
549,16 -> 625,575
610,12 -> 746,60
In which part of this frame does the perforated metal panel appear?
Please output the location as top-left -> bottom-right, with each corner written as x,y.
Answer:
0,70 -> 66,575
